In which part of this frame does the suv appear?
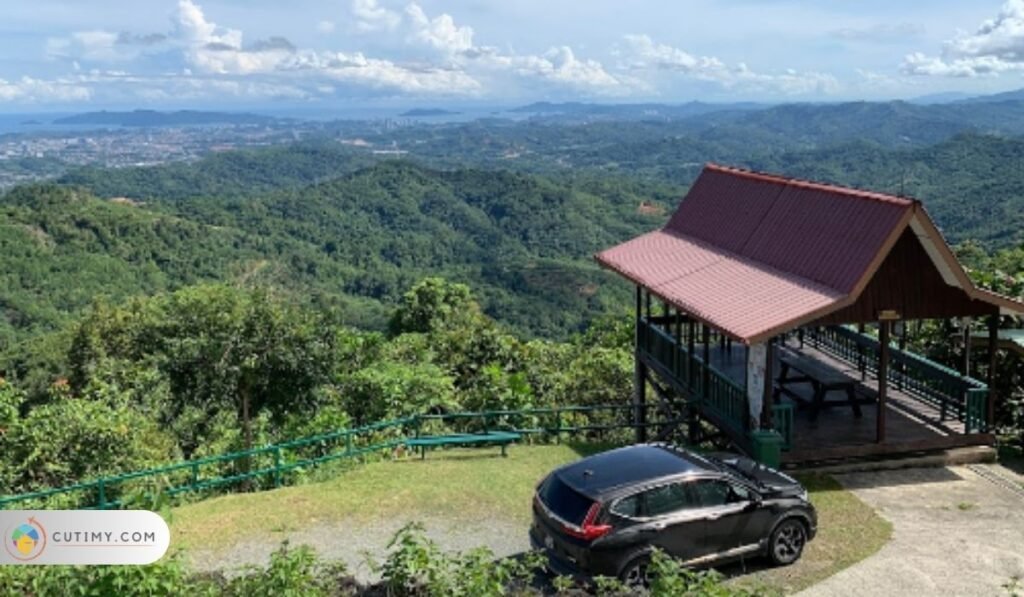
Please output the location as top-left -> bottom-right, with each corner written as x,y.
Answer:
529,444 -> 816,584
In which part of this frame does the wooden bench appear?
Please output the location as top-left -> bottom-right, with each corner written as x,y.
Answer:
405,431 -> 521,459
773,350 -> 872,420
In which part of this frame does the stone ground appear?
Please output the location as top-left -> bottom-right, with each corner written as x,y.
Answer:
798,464 -> 1024,597
187,515 -> 530,584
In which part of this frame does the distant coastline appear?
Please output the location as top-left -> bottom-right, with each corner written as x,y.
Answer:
399,108 -> 461,117
53,110 -> 277,127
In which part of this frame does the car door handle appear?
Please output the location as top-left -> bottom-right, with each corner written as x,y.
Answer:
706,513 -> 721,521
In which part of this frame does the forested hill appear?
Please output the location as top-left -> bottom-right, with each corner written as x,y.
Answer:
59,143 -> 375,201
0,161 -> 675,348
753,133 -> 1024,247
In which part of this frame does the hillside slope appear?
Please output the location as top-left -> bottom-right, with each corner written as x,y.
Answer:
1,161 -> 671,346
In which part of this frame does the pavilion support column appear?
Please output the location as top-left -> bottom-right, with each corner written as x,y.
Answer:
987,313 -> 999,429
857,322 -> 867,380
702,324 -> 711,399
759,338 -> 776,430
961,318 -> 972,377
634,359 -> 648,443
876,320 -> 891,444
686,317 -> 696,388
633,285 -> 647,443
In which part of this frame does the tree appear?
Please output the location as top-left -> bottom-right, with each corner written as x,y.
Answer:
388,278 -> 483,336
66,285 -> 337,458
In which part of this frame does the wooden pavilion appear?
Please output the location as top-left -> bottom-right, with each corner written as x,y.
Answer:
596,164 -> 1024,467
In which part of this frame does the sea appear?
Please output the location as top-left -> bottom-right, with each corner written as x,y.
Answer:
0,106 -> 530,136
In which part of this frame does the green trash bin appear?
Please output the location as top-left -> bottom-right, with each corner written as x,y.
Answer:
749,430 -> 783,468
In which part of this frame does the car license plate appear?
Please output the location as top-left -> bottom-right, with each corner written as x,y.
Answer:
544,534 -> 554,549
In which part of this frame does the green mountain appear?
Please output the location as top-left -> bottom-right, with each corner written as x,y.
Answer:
754,133 -> 1024,247
1,159 -> 673,347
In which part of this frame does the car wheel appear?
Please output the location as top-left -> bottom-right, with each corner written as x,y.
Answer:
769,518 -> 807,566
618,554 -> 651,588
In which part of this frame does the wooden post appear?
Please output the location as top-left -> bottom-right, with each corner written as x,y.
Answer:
897,321 -> 906,391
987,314 -> 998,428
857,322 -> 867,380
877,320 -> 890,444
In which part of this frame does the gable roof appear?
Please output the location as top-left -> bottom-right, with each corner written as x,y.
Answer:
596,163 -> 1024,344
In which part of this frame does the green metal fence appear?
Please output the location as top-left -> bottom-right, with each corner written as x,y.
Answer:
637,318 -> 750,438
809,325 -> 989,431
0,404 -> 670,511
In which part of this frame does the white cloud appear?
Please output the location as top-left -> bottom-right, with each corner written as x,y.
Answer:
832,23 -> 924,42
21,0 -> 647,103
902,0 -> 1024,77
405,3 -> 474,54
352,0 -> 401,33
0,76 -> 92,102
620,34 -> 839,95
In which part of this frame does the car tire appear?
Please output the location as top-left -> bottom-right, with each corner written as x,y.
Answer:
618,554 -> 651,588
768,518 -> 807,566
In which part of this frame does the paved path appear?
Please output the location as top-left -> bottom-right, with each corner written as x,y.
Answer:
799,465 -> 1024,597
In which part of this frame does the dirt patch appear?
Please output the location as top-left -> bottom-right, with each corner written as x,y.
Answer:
185,514 -> 529,584
637,200 -> 665,216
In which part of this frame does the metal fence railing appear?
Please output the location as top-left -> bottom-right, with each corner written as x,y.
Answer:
809,325 -> 989,432
0,405 -> 673,511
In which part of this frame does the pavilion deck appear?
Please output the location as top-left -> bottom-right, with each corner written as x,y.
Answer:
699,340 -> 987,465
636,316 -> 993,467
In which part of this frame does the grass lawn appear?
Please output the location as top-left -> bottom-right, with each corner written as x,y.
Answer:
728,474 -> 893,594
170,444 -> 891,594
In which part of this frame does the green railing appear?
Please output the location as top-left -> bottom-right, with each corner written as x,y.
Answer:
809,326 -> 989,431
0,404 -> 670,511
638,318 -> 749,435
771,403 -> 795,451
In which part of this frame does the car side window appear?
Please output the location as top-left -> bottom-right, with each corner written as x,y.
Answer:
642,483 -> 688,517
687,480 -> 732,508
610,494 -> 641,518
729,483 -> 753,503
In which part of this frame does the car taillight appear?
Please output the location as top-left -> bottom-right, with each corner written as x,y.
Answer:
563,502 -> 612,541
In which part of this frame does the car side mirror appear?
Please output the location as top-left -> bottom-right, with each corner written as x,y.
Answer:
743,497 -> 762,512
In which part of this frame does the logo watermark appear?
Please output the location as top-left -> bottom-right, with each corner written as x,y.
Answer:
0,511 -> 169,565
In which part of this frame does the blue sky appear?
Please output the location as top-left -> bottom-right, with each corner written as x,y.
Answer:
3,0 -> 1024,110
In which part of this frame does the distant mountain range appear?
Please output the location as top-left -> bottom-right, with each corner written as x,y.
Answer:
509,101 -> 765,121
399,108 -> 461,117
53,109 -> 279,127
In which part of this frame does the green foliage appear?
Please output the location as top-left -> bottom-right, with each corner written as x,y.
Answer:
376,522 -> 541,597
0,396 -> 178,496
389,277 -> 482,336
223,542 -> 354,597
0,554 -> 204,597
340,360 -> 456,424
0,376 -> 23,432
65,285 -> 337,456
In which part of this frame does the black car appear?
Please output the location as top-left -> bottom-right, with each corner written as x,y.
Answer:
529,443 -> 816,584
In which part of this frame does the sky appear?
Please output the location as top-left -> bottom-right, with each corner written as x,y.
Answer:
4,0 -> 1024,111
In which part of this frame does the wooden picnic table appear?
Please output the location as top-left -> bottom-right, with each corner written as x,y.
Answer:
772,349 -> 872,420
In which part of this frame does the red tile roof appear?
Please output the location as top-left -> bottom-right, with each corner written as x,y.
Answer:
596,163 -> 1022,344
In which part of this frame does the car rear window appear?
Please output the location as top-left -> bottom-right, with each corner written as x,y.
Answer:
538,474 -> 594,525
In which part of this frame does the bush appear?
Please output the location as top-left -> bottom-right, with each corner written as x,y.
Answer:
375,522 -> 542,597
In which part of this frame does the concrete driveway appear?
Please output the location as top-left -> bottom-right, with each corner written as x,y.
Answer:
799,464 -> 1024,597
